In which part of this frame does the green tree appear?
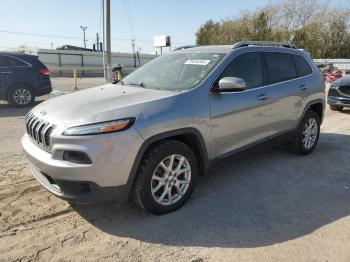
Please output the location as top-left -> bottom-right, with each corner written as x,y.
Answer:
195,20 -> 220,45
194,0 -> 350,58
252,11 -> 273,41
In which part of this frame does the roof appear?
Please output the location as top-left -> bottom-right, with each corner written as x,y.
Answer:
175,43 -> 306,56
176,45 -> 233,54
56,45 -> 93,51
0,51 -> 37,57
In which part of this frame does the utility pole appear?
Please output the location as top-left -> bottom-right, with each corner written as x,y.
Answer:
102,1 -> 106,80
96,33 -> 100,51
80,26 -> 88,48
103,0 -> 112,82
132,38 -> 136,68
131,39 -> 135,54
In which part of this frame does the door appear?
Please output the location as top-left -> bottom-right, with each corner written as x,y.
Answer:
262,52 -> 309,135
210,52 -> 273,158
0,55 -> 14,98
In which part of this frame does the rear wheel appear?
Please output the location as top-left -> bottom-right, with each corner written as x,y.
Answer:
8,85 -> 35,107
132,140 -> 198,215
329,105 -> 343,111
289,110 -> 320,155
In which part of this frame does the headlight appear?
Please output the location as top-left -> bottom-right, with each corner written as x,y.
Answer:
62,118 -> 135,136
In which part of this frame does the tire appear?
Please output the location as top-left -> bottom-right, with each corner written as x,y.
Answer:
8,85 -> 35,107
329,105 -> 343,111
132,140 -> 198,215
289,110 -> 320,155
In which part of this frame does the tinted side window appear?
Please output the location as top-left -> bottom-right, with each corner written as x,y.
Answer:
0,56 -> 28,67
264,53 -> 297,84
292,55 -> 313,77
0,56 -> 8,67
220,52 -> 263,89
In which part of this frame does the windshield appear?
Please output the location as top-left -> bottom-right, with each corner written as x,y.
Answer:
119,52 -> 225,91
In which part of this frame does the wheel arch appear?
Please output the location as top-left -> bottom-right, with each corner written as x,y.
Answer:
7,82 -> 35,98
126,128 -> 209,197
299,99 -> 325,126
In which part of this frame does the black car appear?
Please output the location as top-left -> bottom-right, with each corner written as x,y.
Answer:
0,52 -> 52,107
328,76 -> 350,111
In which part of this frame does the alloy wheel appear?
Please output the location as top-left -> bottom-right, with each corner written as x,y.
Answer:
151,154 -> 191,206
13,88 -> 32,105
302,118 -> 318,150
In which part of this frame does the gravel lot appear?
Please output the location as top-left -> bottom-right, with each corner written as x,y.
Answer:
51,77 -> 106,92
0,79 -> 349,261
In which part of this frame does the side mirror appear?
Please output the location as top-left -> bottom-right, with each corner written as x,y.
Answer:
112,64 -> 124,72
217,77 -> 246,92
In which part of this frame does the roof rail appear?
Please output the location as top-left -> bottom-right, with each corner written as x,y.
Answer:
232,41 -> 297,49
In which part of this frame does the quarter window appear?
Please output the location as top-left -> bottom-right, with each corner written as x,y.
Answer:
219,52 -> 263,89
292,55 -> 313,77
0,55 -> 28,67
264,53 -> 297,84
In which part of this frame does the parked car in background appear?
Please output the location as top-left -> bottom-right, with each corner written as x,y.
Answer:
22,41 -> 325,215
0,52 -> 52,107
324,69 -> 342,83
328,76 -> 350,111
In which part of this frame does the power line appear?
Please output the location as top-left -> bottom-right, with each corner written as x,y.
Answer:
0,29 -> 83,40
126,0 -> 136,37
98,0 -> 103,37
123,0 -> 135,38
0,29 -> 150,43
123,0 -> 138,53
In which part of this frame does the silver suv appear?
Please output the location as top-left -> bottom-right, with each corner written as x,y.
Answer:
22,41 -> 325,215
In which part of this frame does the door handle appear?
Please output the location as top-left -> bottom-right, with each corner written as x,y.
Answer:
299,84 -> 308,90
1,71 -> 12,74
256,94 -> 269,101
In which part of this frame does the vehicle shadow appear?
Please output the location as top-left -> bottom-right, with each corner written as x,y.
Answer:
340,108 -> 350,115
0,101 -> 42,118
73,132 -> 350,248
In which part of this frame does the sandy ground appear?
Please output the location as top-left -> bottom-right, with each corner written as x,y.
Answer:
50,77 -> 106,92
0,80 -> 350,261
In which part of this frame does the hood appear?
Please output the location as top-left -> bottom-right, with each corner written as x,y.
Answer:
30,84 -> 177,127
333,76 -> 350,87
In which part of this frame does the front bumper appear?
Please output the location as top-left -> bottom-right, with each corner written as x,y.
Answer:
29,163 -> 129,203
327,96 -> 350,108
21,127 -> 144,203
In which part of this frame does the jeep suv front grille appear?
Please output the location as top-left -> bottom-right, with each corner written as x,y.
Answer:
339,86 -> 350,97
25,112 -> 54,151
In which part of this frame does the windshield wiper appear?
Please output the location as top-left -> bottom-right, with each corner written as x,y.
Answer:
115,80 -> 125,85
128,82 -> 145,87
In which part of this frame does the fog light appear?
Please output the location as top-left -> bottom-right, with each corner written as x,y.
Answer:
63,151 -> 92,164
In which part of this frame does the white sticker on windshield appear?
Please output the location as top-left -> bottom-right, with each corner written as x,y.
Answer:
184,59 -> 211,65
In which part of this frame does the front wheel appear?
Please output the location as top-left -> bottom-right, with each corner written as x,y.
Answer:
132,140 -> 198,215
289,110 -> 320,155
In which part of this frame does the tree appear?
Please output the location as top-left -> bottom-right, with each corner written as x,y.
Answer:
195,20 -> 220,45
195,0 -> 350,58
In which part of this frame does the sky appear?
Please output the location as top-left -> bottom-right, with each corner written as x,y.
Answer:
0,0 -> 349,54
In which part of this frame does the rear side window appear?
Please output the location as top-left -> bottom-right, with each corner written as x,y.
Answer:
0,55 -> 29,67
219,52 -> 263,89
292,55 -> 313,77
264,53 -> 297,84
